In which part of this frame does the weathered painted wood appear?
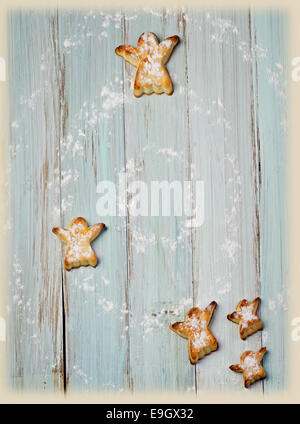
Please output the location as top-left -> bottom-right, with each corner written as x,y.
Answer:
7,8 -> 286,393
8,11 -> 64,391
186,9 -> 263,393
250,9 -> 287,392
122,9 -> 195,392
56,10 -> 129,391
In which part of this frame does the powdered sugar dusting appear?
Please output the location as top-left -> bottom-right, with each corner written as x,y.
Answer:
135,33 -> 166,84
193,331 -> 210,349
242,353 -> 261,378
239,305 -> 257,329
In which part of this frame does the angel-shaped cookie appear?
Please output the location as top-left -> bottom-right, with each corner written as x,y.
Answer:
115,32 -> 179,97
230,347 -> 267,388
170,301 -> 218,364
52,217 -> 105,271
227,297 -> 263,340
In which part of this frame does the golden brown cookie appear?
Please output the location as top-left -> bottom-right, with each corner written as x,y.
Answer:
170,301 -> 218,364
52,217 -> 105,271
227,297 -> 263,340
115,32 -> 179,97
230,347 -> 267,388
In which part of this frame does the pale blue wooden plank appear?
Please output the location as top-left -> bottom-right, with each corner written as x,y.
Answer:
250,9 -> 287,391
56,9 -> 129,391
8,11 -> 64,391
186,9 -> 263,393
122,8 -> 195,392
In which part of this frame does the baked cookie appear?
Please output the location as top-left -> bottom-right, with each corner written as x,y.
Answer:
170,301 -> 218,364
230,347 -> 267,388
227,297 -> 263,340
115,32 -> 179,97
52,217 -> 105,271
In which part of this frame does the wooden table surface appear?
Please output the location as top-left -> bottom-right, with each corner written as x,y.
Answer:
7,8 -> 287,394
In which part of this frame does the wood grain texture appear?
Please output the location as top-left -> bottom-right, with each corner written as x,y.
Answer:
7,8 -> 287,393
56,10 -> 129,391
186,9 -> 262,393
122,9 -> 195,392
250,10 -> 287,391
8,11 -> 64,391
